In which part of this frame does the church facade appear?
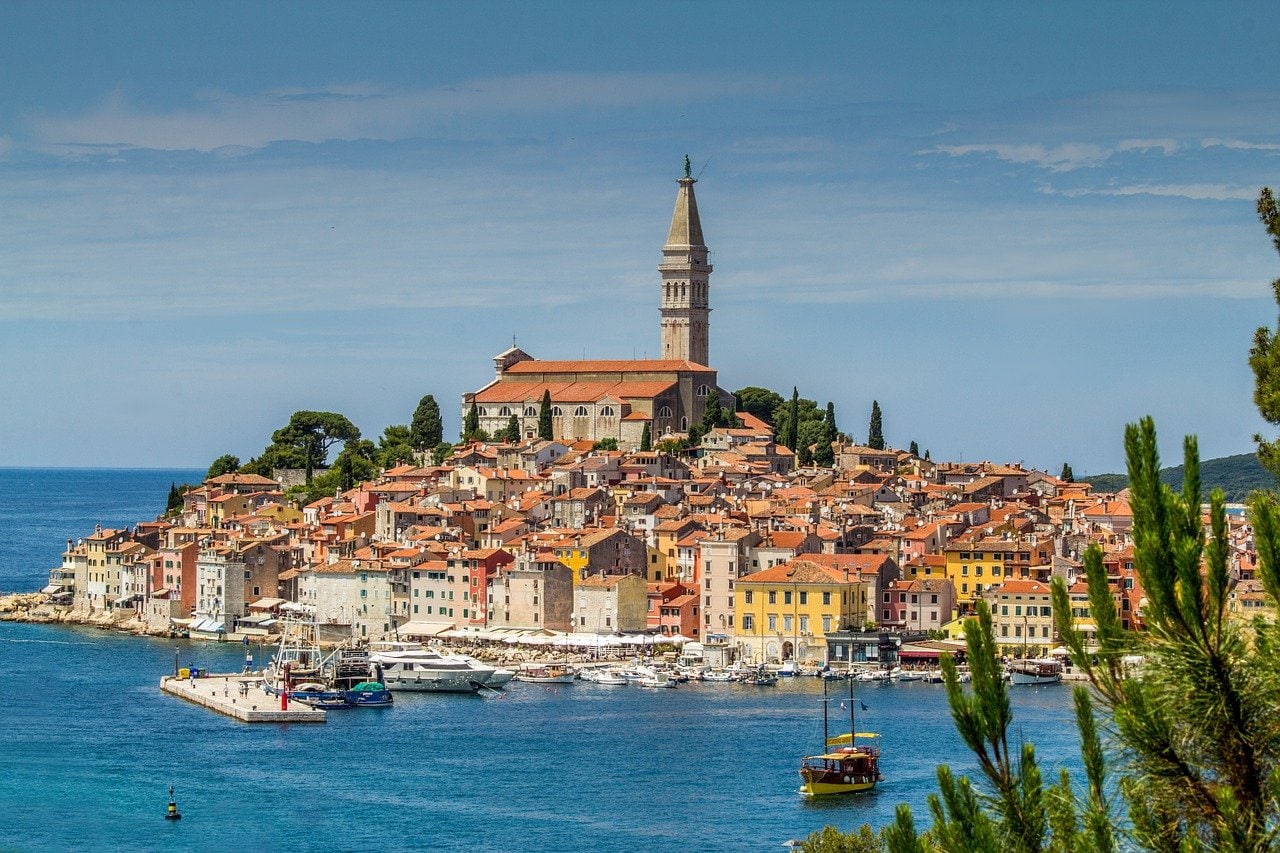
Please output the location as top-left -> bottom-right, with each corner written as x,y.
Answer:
462,165 -> 734,449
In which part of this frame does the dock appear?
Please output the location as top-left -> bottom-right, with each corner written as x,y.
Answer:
160,673 -> 326,723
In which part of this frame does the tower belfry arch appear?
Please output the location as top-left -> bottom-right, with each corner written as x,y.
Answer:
659,159 -> 712,366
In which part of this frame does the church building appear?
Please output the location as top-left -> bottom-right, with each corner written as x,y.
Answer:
463,163 -> 735,449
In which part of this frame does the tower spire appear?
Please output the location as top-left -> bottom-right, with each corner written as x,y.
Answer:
659,159 -> 712,366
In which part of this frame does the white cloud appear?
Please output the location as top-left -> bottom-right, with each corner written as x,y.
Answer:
1200,137 -> 1280,152
1046,183 -> 1256,201
26,73 -> 779,155
924,142 -> 1112,172
1116,138 -> 1179,155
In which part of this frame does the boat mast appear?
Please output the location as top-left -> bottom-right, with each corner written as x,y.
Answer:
849,669 -> 855,737
822,675 -> 829,747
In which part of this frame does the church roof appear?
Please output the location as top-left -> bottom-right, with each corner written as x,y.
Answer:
473,379 -> 677,404
503,359 -> 713,374
666,175 -> 705,249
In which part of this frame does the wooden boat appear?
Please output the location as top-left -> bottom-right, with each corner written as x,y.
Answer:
799,676 -> 882,796
1009,658 -> 1063,685
514,664 -> 577,684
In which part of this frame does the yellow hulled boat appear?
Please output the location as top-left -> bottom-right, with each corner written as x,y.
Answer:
798,676 -> 883,796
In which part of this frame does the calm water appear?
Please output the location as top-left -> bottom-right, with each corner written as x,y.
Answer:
0,469 -> 1084,851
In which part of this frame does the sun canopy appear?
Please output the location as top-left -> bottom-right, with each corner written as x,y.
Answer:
825,732 -> 880,745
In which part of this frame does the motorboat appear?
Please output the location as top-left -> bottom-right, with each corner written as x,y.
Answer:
579,668 -> 628,686
1008,658 -> 1063,685
778,660 -> 802,677
742,665 -> 778,686
514,664 -> 577,684
637,670 -> 677,688
854,668 -> 892,683
369,641 -> 495,693
262,613 -> 392,708
799,675 -> 882,796
896,669 -> 924,682
701,669 -> 736,683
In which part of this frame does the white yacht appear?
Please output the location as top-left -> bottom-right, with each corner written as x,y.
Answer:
368,641 -> 496,693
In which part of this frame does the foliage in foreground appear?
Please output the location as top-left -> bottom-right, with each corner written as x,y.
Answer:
808,418 -> 1280,852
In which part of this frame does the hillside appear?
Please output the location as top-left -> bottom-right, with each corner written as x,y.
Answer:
1079,452 -> 1271,503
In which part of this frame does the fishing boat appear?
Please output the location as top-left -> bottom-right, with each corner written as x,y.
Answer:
514,664 -> 577,684
702,669 -> 736,683
636,670 -> 677,688
262,611 -> 392,708
1008,658 -> 1063,685
798,676 -> 882,796
742,665 -> 778,686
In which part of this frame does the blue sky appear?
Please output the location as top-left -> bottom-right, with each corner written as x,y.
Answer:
2,2 -> 1278,474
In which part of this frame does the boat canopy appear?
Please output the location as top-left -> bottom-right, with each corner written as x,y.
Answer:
826,732 -> 881,745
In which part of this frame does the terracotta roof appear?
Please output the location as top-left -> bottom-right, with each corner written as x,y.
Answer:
503,359 -> 712,374
474,379 -> 676,404
740,559 -> 852,584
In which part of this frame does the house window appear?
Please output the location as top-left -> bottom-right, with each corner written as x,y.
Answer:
799,592 -> 808,605
743,615 -> 754,631
822,615 -> 831,632
477,408 -> 487,416
697,385 -> 711,396
573,406 -> 589,417
768,591 -> 776,604
783,615 -> 793,632
551,407 -> 564,416
784,591 -> 792,605
600,406 -> 615,417
498,406 -> 512,416
658,406 -> 673,418
768,615 -> 777,632
524,406 -> 537,416
744,590 -> 753,604
822,592 -> 831,605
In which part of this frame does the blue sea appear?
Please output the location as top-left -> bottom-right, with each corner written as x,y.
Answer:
0,469 -> 1084,851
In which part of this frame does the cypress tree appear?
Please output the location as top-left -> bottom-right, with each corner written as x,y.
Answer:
639,422 -> 652,452
1251,187 -> 1280,478
537,390 -> 553,440
1060,462 -> 1075,482
165,482 -> 182,514
784,387 -> 800,450
464,402 -> 480,438
909,440 -> 919,457
505,414 -> 520,443
867,400 -> 885,450
409,394 -> 443,450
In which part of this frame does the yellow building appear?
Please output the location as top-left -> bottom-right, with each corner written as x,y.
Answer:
943,536 -> 1052,614
980,579 -> 1055,657
735,559 -> 868,664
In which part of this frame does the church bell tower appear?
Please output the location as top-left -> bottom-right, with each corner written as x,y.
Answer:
660,157 -> 712,366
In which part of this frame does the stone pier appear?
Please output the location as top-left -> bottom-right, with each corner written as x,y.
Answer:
160,673 -> 326,723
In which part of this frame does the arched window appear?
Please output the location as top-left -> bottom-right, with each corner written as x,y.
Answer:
573,406 -> 589,417
498,406 -> 512,417
599,406 -> 615,418
658,406 -> 672,419
551,407 -> 563,417
697,385 -> 710,396
681,417 -> 689,431
523,406 -> 537,417
477,407 -> 488,417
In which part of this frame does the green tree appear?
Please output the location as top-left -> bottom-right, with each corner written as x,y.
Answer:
701,395 -> 726,431
800,824 -> 884,852
463,402 -> 480,440
502,414 -> 520,443
1251,187 -> 1280,479
867,400 -> 885,450
165,482 -> 184,515
251,410 -> 361,484
409,394 -> 443,451
594,437 -> 619,451
205,454 -> 241,480
377,425 -> 416,468
431,441 -> 454,466
1060,462 -> 1074,482
909,440 -> 919,457
538,390 -> 553,441
639,422 -> 652,452
813,401 -> 838,466
872,417 -> 1280,852
733,386 -> 784,425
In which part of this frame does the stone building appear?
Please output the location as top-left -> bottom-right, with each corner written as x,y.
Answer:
463,165 -> 734,448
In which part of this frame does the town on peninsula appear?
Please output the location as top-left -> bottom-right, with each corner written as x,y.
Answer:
3,167 -> 1263,683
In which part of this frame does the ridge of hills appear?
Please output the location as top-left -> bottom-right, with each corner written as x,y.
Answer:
1079,452 -> 1270,503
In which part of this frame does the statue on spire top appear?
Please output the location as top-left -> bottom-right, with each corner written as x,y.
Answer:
684,155 -> 692,179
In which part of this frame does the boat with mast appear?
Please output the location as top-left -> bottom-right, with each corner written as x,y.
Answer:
798,672 -> 882,796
